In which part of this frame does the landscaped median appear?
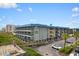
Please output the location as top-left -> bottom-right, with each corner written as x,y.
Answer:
59,45 -> 74,56
59,41 -> 79,56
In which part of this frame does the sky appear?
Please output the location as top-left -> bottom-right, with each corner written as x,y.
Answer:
0,3 -> 79,29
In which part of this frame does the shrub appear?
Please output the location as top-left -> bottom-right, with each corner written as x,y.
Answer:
59,46 -> 73,55
21,47 -> 42,56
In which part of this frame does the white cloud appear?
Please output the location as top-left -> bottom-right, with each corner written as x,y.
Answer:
72,7 -> 79,12
72,7 -> 79,17
0,16 -> 6,21
16,8 -> 22,12
0,3 -> 17,8
30,19 -> 36,22
0,18 -> 2,21
66,20 -> 79,28
71,20 -> 79,24
0,3 -> 23,12
28,7 -> 32,12
72,13 -> 79,17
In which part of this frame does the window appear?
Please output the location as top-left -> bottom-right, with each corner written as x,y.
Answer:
50,31 -> 53,33
50,35 -> 53,37
35,31 -> 38,34
28,32 -> 31,34
28,37 -> 31,40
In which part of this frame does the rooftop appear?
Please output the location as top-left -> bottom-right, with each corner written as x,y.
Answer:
15,24 -> 70,29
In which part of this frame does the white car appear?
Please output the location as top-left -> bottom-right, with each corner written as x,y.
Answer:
52,44 -> 62,50
69,53 -> 79,56
69,53 -> 74,56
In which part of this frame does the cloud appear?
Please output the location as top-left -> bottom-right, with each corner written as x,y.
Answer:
71,20 -> 79,24
28,7 -> 32,12
0,18 -> 2,21
0,3 -> 23,12
30,19 -> 37,22
16,8 -> 22,12
0,3 -> 17,8
66,20 -> 79,28
72,7 -> 79,17
72,13 -> 79,17
72,7 -> 79,12
0,16 -> 6,21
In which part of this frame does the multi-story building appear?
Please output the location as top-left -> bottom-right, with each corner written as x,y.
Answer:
14,24 -> 72,41
14,24 -> 49,41
2,24 -> 79,42
5,25 -> 15,33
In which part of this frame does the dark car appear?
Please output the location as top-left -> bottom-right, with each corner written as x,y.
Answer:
75,46 -> 79,53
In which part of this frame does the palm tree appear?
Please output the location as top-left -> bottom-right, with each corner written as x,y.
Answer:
61,32 -> 69,49
73,31 -> 79,47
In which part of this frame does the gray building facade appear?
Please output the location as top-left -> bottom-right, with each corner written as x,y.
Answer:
14,24 -> 78,41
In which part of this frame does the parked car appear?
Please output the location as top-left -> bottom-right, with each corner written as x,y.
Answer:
75,46 -> 79,53
69,53 -> 79,56
69,46 -> 79,56
52,44 -> 62,50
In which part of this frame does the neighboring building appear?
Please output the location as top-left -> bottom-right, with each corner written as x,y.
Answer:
1,28 -> 6,32
73,28 -> 79,32
5,25 -> 15,33
14,24 -> 72,41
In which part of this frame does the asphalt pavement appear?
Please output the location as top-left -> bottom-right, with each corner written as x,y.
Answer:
35,37 -> 76,56
35,43 -> 61,56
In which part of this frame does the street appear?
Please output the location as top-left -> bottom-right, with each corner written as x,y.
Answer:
35,43 -> 60,56
35,37 -> 76,56
35,40 -> 66,56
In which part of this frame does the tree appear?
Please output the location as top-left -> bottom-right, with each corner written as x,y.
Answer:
73,31 -> 79,47
61,32 -> 69,49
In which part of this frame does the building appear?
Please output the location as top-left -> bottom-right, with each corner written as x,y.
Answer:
14,24 -> 49,41
48,26 -> 70,40
1,28 -> 6,32
5,25 -> 15,33
14,24 -> 72,41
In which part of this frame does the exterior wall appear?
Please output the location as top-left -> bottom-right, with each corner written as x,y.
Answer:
33,27 -> 40,40
48,29 -> 55,39
39,27 -> 48,40
33,27 -> 48,40
5,25 -> 15,33
14,26 -> 33,41
14,24 -> 75,41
